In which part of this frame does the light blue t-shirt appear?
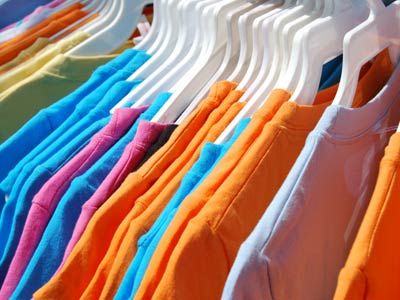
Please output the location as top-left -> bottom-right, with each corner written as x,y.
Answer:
0,80 -> 143,286
11,93 -> 171,300
114,118 -> 250,300
0,50 -> 148,201
0,49 -> 138,190
222,65 -> 400,300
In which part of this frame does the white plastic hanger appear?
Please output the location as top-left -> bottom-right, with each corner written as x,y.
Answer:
284,0 -> 369,105
124,0 -> 181,82
68,0 -> 153,55
56,0 -> 98,12
333,0 -> 400,108
228,1 -> 284,84
135,0 -> 162,51
191,1 -> 262,98
50,0 -> 109,41
179,1 -> 274,123
111,0 -> 216,113
56,0 -> 112,31
144,0 -> 175,55
210,1 -> 261,81
234,0 -> 297,103
273,0 -> 334,93
118,0 -> 224,110
118,0 -> 205,99
152,0 -> 248,124
247,0 -> 322,105
215,0 -> 322,144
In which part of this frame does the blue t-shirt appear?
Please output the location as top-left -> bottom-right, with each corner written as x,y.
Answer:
0,51 -> 149,260
320,62 -> 343,90
0,80 -> 143,286
0,49 -> 138,188
114,118 -> 250,300
0,0 -> 52,28
318,54 -> 342,89
11,93 -> 171,300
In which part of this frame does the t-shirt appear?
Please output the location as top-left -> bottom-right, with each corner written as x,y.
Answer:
0,6 -> 87,65
0,0 -> 60,28
318,54 -> 343,89
87,88 -> 245,300
32,81 -> 238,300
62,121 -> 168,267
0,48 -> 134,187
136,51 -> 393,300
133,89 -> 291,300
0,0 -> 65,34
0,37 -> 49,74
0,4 -> 59,43
0,80 -> 142,286
0,50 -> 147,202
0,108 -> 142,299
0,31 -> 89,93
332,137 -> 400,300
137,124 -> 178,169
115,118 -> 250,300
11,95 -> 168,300
0,3 -> 83,50
222,58 -> 399,300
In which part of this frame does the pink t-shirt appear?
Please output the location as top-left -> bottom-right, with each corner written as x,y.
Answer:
60,121 -> 167,268
0,108 -> 143,299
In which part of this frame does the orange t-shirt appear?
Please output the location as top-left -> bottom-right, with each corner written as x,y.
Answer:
89,89 -> 245,300
333,132 -> 400,300
54,13 -> 99,42
33,81 -> 238,300
135,51 -> 393,300
0,3 -> 84,50
0,6 -> 87,65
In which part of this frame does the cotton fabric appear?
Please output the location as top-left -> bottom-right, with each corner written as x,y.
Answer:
137,124 -> 178,169
0,6 -> 87,65
12,95 -> 168,300
0,0 -> 58,28
136,51 -> 392,300
115,118 -> 250,300
333,132 -> 400,300
0,49 -> 146,196
0,79 -> 143,286
0,37 -> 49,74
89,88 -> 245,300
0,0 -> 65,33
33,81 -> 238,300
0,31 -> 89,94
222,54 -> 398,300
0,48 -> 132,186
0,3 -> 82,50
62,121 -> 168,267
0,108 -> 143,300
134,88 -> 290,300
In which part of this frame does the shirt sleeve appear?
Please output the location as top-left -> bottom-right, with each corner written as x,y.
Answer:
153,220 -> 231,300
222,242 -> 274,300
333,266 -> 367,300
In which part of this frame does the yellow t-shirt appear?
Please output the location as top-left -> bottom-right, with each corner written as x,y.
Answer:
0,52 -> 119,142
0,37 -> 50,74
0,31 -> 90,94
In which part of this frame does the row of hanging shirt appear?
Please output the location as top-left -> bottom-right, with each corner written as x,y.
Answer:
0,0 -> 399,299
